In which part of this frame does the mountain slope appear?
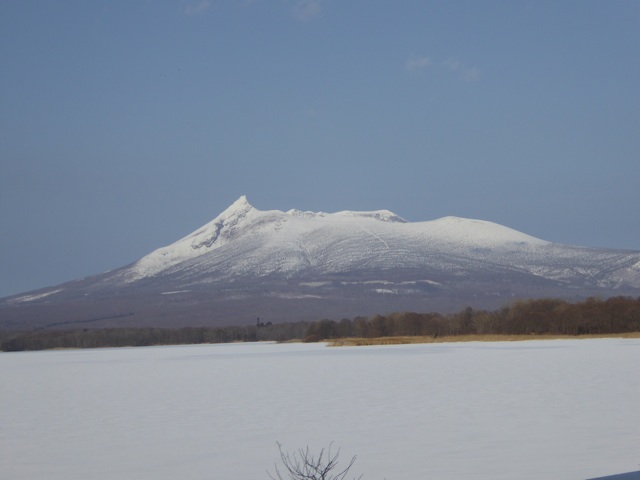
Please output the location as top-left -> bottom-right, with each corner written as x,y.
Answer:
2,196 -> 639,330
124,195 -> 548,280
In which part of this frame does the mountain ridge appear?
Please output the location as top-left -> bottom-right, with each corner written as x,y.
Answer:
127,195 -> 550,281
2,196 -> 639,330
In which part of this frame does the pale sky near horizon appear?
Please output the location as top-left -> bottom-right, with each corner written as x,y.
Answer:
1,0 -> 639,298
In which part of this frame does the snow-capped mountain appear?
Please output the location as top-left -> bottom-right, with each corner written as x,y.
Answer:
2,196 -> 639,330
125,195 -> 549,283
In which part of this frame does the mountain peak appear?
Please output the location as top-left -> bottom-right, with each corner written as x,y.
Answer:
340,209 -> 407,223
426,215 -> 548,246
127,196 -> 255,280
285,207 -> 407,223
188,195 -> 255,248
221,195 -> 253,217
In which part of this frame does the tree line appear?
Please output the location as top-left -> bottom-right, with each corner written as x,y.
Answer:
304,296 -> 640,341
1,296 -> 639,352
0,320 -> 310,352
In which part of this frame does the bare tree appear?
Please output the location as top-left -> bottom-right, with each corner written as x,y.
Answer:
269,441 -> 361,480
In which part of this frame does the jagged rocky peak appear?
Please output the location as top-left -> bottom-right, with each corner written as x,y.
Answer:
286,208 -> 321,218
218,195 -> 254,219
211,196 -> 407,223
344,209 -> 407,223
127,197 -> 258,280
286,206 -> 407,223
187,195 -> 255,248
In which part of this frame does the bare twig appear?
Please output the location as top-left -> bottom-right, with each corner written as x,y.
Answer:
268,441 -> 361,480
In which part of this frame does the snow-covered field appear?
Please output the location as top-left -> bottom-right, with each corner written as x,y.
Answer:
2,339 -> 639,479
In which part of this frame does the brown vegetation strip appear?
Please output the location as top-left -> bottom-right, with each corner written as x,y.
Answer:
327,332 -> 640,347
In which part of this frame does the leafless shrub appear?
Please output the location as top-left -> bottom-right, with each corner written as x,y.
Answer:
269,441 -> 361,480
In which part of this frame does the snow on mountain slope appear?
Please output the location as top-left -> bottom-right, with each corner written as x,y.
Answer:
418,216 -> 548,247
2,195 -> 639,330
127,196 -> 550,282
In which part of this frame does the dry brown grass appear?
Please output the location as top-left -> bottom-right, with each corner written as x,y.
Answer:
327,332 -> 640,347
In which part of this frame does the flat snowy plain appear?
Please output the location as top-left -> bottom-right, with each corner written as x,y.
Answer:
2,339 -> 639,479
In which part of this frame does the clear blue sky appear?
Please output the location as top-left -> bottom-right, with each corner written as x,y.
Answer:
1,0 -> 639,298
